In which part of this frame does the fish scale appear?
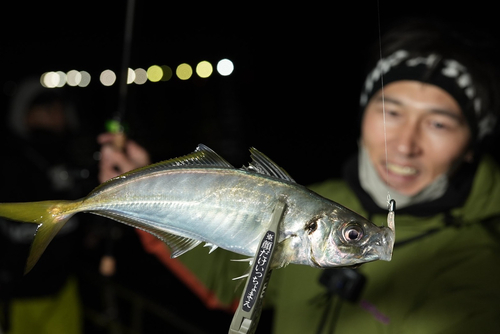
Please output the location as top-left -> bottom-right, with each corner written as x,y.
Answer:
83,169 -> 280,255
101,165 -> 382,264
0,144 -> 395,274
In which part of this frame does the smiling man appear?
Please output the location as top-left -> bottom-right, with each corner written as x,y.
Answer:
356,44 -> 496,210
287,21 -> 500,333
260,20 -> 500,333
361,80 -> 473,205
364,81 -> 471,193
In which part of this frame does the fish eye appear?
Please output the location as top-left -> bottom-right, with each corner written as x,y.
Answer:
343,224 -> 364,242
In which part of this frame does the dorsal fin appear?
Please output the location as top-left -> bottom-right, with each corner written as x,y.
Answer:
130,143 -> 234,173
91,144 -> 234,195
244,147 -> 295,182
120,144 -> 233,177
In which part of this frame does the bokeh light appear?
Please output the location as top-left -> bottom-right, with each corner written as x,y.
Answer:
147,65 -> 163,82
161,65 -> 173,81
42,70 -> 91,88
41,71 -> 64,88
66,70 -> 82,86
56,71 -> 66,87
134,68 -> 148,84
126,68 -> 135,84
100,69 -> 116,86
176,63 -> 193,80
217,59 -> 234,76
39,58 -> 233,88
196,61 -> 213,78
78,71 -> 91,87
41,72 -> 56,88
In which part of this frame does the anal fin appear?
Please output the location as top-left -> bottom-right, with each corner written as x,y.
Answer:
91,211 -> 202,258
164,234 -> 202,258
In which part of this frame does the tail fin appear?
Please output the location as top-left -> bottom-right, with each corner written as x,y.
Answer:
0,200 -> 82,274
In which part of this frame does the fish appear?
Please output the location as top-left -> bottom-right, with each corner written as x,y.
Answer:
0,144 -> 395,274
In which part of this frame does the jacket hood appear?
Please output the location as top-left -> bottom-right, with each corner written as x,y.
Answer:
458,155 -> 500,223
343,154 -> 478,218
7,78 -> 79,138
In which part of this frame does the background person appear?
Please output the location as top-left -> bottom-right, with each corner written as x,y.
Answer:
0,79 -> 94,334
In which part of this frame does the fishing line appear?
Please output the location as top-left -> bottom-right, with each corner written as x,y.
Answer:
376,0 -> 393,207
316,5 -> 395,333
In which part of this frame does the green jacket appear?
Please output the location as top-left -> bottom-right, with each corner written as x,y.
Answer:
177,155 -> 500,333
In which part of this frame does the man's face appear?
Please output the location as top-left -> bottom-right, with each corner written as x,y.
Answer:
361,80 -> 472,196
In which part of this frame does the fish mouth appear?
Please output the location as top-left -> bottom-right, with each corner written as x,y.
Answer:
369,227 -> 395,262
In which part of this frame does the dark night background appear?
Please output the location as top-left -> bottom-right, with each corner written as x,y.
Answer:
2,2 -> 500,183
1,1 -> 500,333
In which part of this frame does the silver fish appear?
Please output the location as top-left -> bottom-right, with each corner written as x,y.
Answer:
0,144 -> 395,274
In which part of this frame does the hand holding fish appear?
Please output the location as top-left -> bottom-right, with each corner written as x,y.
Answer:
0,145 -> 395,275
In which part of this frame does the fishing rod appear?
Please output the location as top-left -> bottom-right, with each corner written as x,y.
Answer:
105,0 -> 136,150
97,1 -> 137,330
99,0 -> 136,278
